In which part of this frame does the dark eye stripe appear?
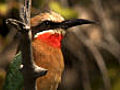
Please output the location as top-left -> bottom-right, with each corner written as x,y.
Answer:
32,20 -> 61,36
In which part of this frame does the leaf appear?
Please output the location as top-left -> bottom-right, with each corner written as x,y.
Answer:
3,52 -> 23,90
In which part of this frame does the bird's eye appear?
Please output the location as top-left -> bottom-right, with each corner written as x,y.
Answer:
44,20 -> 50,25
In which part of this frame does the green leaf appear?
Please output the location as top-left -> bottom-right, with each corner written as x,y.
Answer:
3,52 -> 23,90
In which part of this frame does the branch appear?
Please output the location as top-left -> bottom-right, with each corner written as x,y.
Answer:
6,0 -> 48,90
19,0 -> 47,90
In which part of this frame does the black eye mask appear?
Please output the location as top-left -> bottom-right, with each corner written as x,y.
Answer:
32,19 -> 96,36
5,18 -> 96,36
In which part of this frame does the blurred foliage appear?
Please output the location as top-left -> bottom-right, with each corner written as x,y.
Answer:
32,0 -> 46,8
49,1 -> 78,19
0,3 -> 7,16
0,0 -> 6,3
3,52 -> 23,90
0,69 -> 6,90
113,78 -> 120,90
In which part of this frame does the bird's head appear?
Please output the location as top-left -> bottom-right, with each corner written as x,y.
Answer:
31,11 -> 65,37
30,11 -> 95,48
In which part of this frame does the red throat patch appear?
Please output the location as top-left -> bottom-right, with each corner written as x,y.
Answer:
34,33 -> 63,48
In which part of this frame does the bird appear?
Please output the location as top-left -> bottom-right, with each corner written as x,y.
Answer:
31,11 -> 65,90
3,11 -> 95,90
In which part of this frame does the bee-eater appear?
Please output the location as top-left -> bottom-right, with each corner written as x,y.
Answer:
4,11 -> 95,90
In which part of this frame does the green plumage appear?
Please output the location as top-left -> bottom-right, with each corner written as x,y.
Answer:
3,53 -> 23,90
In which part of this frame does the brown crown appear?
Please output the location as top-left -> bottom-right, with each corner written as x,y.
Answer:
31,11 -> 64,27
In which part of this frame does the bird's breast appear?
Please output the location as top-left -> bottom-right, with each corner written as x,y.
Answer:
32,36 -> 64,90
34,32 -> 63,48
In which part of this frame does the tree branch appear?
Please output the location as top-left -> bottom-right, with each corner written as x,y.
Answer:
19,0 -> 47,90
6,0 -> 47,90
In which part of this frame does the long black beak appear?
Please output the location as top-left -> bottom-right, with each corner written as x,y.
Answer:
32,19 -> 96,35
60,19 -> 96,29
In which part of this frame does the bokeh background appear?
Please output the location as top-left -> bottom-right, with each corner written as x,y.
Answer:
0,0 -> 120,90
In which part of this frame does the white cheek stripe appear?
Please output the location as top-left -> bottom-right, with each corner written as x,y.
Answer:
34,30 -> 55,38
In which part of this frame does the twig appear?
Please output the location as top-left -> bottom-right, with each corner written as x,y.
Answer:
0,23 -> 19,68
6,0 -> 47,90
19,0 -> 47,90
